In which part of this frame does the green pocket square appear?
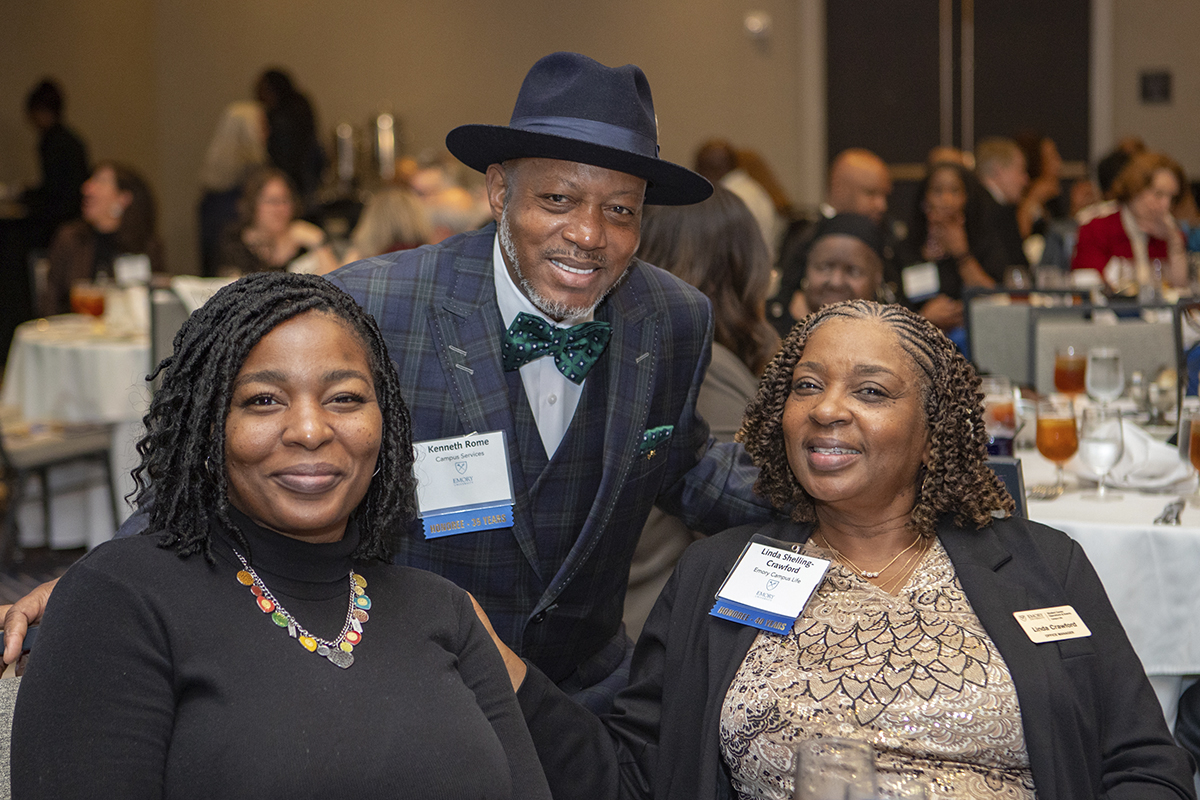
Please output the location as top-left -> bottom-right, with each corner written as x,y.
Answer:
639,425 -> 674,455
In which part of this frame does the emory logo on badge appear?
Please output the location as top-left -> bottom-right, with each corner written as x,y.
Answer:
767,579 -> 779,591
455,462 -> 468,474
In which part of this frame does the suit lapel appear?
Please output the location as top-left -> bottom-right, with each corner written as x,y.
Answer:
535,264 -> 659,609
424,241 -> 543,580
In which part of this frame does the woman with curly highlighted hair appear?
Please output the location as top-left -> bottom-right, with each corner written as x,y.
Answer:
474,300 -> 1193,800
12,272 -> 550,800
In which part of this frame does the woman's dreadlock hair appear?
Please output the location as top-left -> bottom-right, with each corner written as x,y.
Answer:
131,271 -> 415,562
737,299 -> 1013,537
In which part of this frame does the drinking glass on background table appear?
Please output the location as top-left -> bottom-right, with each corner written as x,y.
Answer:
1085,347 -> 1124,406
1181,413 -> 1200,504
1078,407 -> 1124,501
793,738 -> 876,800
1037,399 -> 1078,493
1054,346 -> 1086,400
981,376 -> 1017,456
876,776 -> 930,800
69,280 -> 106,317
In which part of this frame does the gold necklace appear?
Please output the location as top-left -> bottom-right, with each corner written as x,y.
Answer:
877,537 -> 930,594
815,531 -> 921,580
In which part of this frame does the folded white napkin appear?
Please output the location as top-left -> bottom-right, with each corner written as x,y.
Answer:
1075,420 -> 1193,490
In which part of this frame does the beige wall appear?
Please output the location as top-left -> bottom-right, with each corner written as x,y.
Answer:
1111,0 -> 1200,177
4,0 -> 810,276
2,1 -> 1196,277
0,0 -> 159,186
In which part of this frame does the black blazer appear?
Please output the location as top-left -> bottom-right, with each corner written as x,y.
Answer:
519,516 -> 1195,800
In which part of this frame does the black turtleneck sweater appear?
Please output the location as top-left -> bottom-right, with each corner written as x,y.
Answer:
12,512 -> 551,799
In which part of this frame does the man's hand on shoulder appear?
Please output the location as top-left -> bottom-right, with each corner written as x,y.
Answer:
3,577 -> 58,664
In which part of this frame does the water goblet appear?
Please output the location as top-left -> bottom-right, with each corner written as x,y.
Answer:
793,738 -> 877,800
1053,346 -> 1086,400
1036,399 -> 1078,494
1085,347 -> 1124,406
1077,407 -> 1124,501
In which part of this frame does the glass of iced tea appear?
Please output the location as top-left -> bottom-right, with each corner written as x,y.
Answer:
69,281 -> 106,317
1054,346 -> 1086,400
1037,399 -> 1078,493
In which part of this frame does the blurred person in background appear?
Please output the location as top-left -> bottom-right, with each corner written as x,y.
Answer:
407,152 -> 491,242
899,160 -> 1003,350
198,100 -> 267,276
339,185 -> 433,266
694,138 -> 783,259
974,137 -> 1029,269
1014,133 -> 1065,239
1071,151 -> 1189,292
256,68 -> 325,208
1097,136 -> 1147,200
771,148 -> 896,338
623,186 -> 779,638
44,161 -> 163,316
786,213 -> 886,321
217,167 -> 333,276
20,79 -> 90,249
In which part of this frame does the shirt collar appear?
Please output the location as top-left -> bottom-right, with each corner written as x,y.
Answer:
492,233 -> 593,329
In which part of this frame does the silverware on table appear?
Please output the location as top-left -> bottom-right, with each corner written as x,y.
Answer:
1027,483 -> 1064,501
1154,498 -> 1186,525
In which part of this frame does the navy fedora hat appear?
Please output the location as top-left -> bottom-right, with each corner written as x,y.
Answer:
446,52 -> 712,206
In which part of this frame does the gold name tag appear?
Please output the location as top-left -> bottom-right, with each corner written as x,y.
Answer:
1013,605 -> 1092,643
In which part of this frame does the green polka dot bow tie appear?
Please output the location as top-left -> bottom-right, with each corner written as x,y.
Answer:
501,312 -> 613,384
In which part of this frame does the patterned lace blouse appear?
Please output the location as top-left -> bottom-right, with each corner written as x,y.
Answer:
719,539 -> 1037,800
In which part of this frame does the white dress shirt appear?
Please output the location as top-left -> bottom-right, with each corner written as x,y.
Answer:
492,234 -> 588,458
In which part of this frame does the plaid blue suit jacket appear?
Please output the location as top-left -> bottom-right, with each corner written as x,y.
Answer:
329,225 -> 773,685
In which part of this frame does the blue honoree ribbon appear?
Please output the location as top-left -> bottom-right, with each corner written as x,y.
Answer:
709,597 -> 795,634
423,503 -> 514,539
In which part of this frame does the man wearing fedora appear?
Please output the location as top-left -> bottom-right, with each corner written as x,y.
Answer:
1,52 -> 773,714
333,51 -> 774,711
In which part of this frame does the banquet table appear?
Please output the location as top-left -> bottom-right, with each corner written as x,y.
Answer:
1,315 -> 149,549
1019,446 -> 1200,727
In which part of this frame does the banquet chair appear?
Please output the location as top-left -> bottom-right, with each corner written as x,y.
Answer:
1031,306 -> 1176,395
149,287 -> 189,390
965,289 -> 1089,386
0,408 -> 118,566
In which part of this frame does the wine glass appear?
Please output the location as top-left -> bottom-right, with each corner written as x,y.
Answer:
1036,399 -> 1078,494
1077,407 -> 1124,501
1085,347 -> 1124,406
793,738 -> 876,800
1053,346 -> 1086,401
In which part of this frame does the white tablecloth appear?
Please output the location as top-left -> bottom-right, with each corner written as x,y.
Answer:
1,315 -> 150,423
2,316 -> 150,548
1020,448 -> 1200,727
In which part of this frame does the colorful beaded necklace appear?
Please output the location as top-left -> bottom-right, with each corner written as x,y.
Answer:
231,547 -> 371,669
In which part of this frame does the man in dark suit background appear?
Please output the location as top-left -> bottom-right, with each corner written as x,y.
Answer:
975,136 -> 1030,273
2,52 -> 774,715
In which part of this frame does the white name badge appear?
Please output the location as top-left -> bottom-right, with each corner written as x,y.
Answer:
709,534 -> 830,634
1013,605 -> 1092,643
901,261 -> 941,302
412,431 -> 515,538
